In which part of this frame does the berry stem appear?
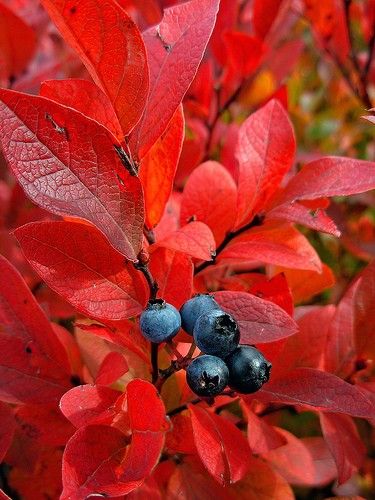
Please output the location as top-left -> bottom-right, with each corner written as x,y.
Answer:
194,214 -> 265,275
134,262 -> 158,300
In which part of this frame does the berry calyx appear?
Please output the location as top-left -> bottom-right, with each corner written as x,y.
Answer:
180,293 -> 221,335
139,299 -> 181,343
193,309 -> 240,358
226,346 -> 271,394
186,355 -> 229,397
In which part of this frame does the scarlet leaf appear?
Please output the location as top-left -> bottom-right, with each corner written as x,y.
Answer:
15,221 -> 148,321
180,161 -> 237,245
253,0 -> 284,39
0,402 -> 16,462
155,221 -> 216,261
189,405 -> 251,485
60,385 -> 121,428
149,247 -> 193,309
130,0 -> 220,157
235,99 -> 296,228
0,3 -> 36,82
240,401 -> 286,454
223,32 -> 265,78
0,89 -> 144,260
0,254 -> 71,404
219,224 -> 322,272
353,259 -> 375,358
62,380 -> 168,498
248,273 -> 294,316
258,367 -> 375,418
277,157 -> 375,205
267,202 -> 340,236
40,79 -> 123,139
215,291 -> 298,344
264,431 -> 337,486
95,352 -> 129,386
320,413 -> 366,485
40,0 -> 149,134
140,106 -> 184,228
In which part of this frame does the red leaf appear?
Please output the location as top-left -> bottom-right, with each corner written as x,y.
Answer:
219,224 -> 322,272
62,380 -> 168,498
267,202 -> 340,236
140,106 -> 184,228
95,352 -> 129,386
248,273 -> 294,316
130,0 -> 220,157
253,0 -> 284,39
40,79 -> 123,139
60,385 -> 121,428
215,291 -> 298,344
257,367 -> 375,418
277,157 -> 375,205
0,89 -> 144,260
180,161 -> 237,245
353,260 -> 375,358
235,99 -> 296,228
165,414 -> 196,455
40,0 -> 149,134
0,402 -> 16,462
155,221 -> 216,261
15,221 -> 148,321
0,255 -> 71,404
264,431 -> 337,486
223,32 -> 265,78
0,3 -> 36,82
240,401 -> 286,454
320,413 -> 366,485
189,405 -> 251,485
149,247 -> 193,309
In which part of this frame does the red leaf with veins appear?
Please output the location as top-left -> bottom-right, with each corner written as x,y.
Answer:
219,225 -> 322,272
320,413 -> 366,485
155,221 -> 216,261
0,402 -> 16,462
40,0 -> 149,135
60,385 -> 121,428
240,401 -> 286,454
257,367 -> 375,418
0,254 -> 71,404
267,202 -> 340,237
189,405 -> 251,485
95,352 -> 129,386
276,156 -> 375,205
40,79 -> 123,139
62,380 -> 168,498
249,273 -> 294,316
215,291 -> 298,344
180,161 -> 237,245
140,105 -> 184,228
0,3 -> 36,82
15,221 -> 148,321
149,247 -> 193,309
235,99 -> 296,228
130,0 -> 220,158
0,89 -> 144,260
353,259 -> 375,359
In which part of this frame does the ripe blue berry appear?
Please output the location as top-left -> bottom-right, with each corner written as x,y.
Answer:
193,309 -> 240,358
226,346 -> 271,394
186,355 -> 229,397
180,294 -> 221,335
139,299 -> 181,343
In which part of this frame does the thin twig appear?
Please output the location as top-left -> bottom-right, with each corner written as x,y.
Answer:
151,343 -> 159,384
134,262 -> 158,300
194,214 -> 265,275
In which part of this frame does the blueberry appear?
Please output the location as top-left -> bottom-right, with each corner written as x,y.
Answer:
193,309 -> 240,358
180,294 -> 221,335
139,299 -> 181,343
226,346 -> 272,394
186,355 -> 229,397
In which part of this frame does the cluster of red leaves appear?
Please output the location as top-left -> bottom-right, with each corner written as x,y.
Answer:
0,0 -> 375,498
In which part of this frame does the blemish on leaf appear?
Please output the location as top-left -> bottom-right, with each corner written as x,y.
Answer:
45,113 -> 69,139
69,5 -> 77,14
156,27 -> 172,52
25,346 -> 32,354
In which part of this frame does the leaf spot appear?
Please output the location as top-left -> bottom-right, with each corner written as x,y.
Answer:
45,113 -> 69,139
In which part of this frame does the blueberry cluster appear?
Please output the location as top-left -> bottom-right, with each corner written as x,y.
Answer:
139,295 -> 272,397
